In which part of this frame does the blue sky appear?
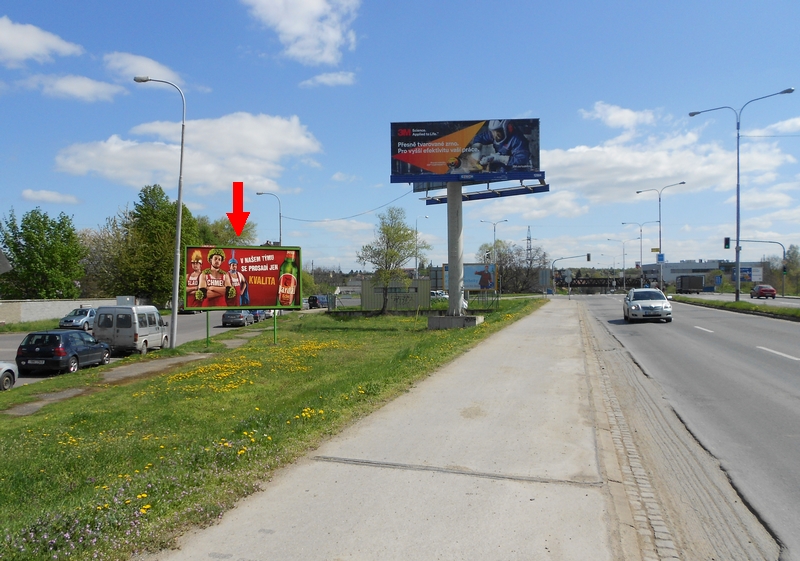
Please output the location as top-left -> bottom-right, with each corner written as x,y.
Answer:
2,1 -> 800,274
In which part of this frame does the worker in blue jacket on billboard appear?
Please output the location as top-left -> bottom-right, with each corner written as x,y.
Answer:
471,119 -> 532,171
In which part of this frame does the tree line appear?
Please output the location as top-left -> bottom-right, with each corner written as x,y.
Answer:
0,185 -> 257,304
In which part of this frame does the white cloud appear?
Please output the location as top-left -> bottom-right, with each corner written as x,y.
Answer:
55,112 -> 323,195
104,52 -> 182,86
580,101 -> 656,130
21,189 -> 79,204
472,189 -> 589,221
241,0 -> 360,66
19,74 -> 126,102
331,171 -> 357,182
746,116 -> 800,136
736,187 -> 795,211
0,16 -> 83,68
299,71 -> 355,87
475,102 -> 797,228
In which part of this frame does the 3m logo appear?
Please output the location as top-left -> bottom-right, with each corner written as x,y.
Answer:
398,129 -> 412,137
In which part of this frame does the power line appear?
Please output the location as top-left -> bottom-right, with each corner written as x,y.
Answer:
283,189 -> 413,222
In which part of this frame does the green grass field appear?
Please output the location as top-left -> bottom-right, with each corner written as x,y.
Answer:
0,298 -> 544,560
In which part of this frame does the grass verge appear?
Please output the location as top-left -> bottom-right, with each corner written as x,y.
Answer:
672,295 -> 800,320
0,319 -> 59,334
0,297 -> 545,560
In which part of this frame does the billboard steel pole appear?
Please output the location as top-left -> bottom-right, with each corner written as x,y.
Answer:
447,182 -> 464,316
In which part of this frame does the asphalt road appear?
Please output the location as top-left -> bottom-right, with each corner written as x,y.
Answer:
581,293 -> 800,560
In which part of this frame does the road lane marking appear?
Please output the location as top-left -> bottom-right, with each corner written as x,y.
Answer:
757,346 -> 800,361
694,326 -> 714,333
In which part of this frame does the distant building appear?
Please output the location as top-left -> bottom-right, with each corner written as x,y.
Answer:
642,259 -> 765,284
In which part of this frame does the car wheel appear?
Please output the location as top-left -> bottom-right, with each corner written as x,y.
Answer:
161,336 -> 168,349
140,343 -> 148,356
623,311 -> 630,322
0,372 -> 13,391
83,323 -> 90,331
101,350 -> 110,365
665,318 -> 673,323
67,356 -> 79,373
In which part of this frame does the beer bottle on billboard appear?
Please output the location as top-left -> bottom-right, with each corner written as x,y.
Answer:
277,250 -> 298,307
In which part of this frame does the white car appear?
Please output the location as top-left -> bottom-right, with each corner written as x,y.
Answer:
1,361 -> 18,391
623,288 -> 673,323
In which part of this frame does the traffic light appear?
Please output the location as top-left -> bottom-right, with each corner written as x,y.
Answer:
724,237 -> 730,249
586,253 -> 591,261
784,265 -> 788,275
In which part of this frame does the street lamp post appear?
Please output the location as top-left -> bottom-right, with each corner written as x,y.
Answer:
481,219 -> 507,294
608,237 -> 640,291
255,192 -> 282,246
689,87 -> 794,301
134,76 -> 185,349
415,215 -> 428,279
622,221 -> 659,287
636,181 -> 685,288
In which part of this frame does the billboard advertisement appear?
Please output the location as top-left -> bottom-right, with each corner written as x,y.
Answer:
732,267 -> 763,282
443,263 -> 497,291
185,245 -> 301,311
391,119 -> 541,184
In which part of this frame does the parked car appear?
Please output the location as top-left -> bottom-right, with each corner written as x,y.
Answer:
750,284 -> 777,299
430,290 -> 448,299
251,310 -> 273,322
622,288 -> 673,323
16,329 -> 110,375
0,361 -> 18,391
222,310 -> 254,327
308,295 -> 328,309
58,307 -> 96,331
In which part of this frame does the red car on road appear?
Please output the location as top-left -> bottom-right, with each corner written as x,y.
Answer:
750,284 -> 777,299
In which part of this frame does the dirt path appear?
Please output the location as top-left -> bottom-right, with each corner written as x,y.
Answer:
578,302 -> 780,560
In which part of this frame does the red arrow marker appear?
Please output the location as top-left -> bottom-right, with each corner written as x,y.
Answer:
226,181 -> 250,236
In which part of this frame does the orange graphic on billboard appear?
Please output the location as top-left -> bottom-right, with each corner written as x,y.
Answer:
392,121 -> 485,174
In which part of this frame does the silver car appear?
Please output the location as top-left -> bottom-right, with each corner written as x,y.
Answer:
221,310 -> 254,327
623,288 -> 673,323
0,361 -> 18,391
59,307 -> 96,330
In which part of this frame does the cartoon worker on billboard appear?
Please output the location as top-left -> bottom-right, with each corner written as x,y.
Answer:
196,248 -> 235,307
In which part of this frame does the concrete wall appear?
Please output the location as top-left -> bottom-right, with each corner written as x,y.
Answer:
0,298 -> 118,325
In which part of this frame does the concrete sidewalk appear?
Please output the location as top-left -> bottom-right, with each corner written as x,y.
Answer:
141,299 -> 640,561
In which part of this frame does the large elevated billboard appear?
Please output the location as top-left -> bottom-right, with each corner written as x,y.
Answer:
391,119 -> 541,184
184,245 -> 301,311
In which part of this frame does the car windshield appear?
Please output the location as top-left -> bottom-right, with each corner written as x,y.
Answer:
66,309 -> 88,317
633,290 -> 666,301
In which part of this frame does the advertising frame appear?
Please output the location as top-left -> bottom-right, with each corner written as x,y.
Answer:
391,119 -> 541,184
184,245 -> 302,311
443,263 -> 497,291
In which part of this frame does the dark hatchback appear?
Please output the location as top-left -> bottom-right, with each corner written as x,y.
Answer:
16,329 -> 111,375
